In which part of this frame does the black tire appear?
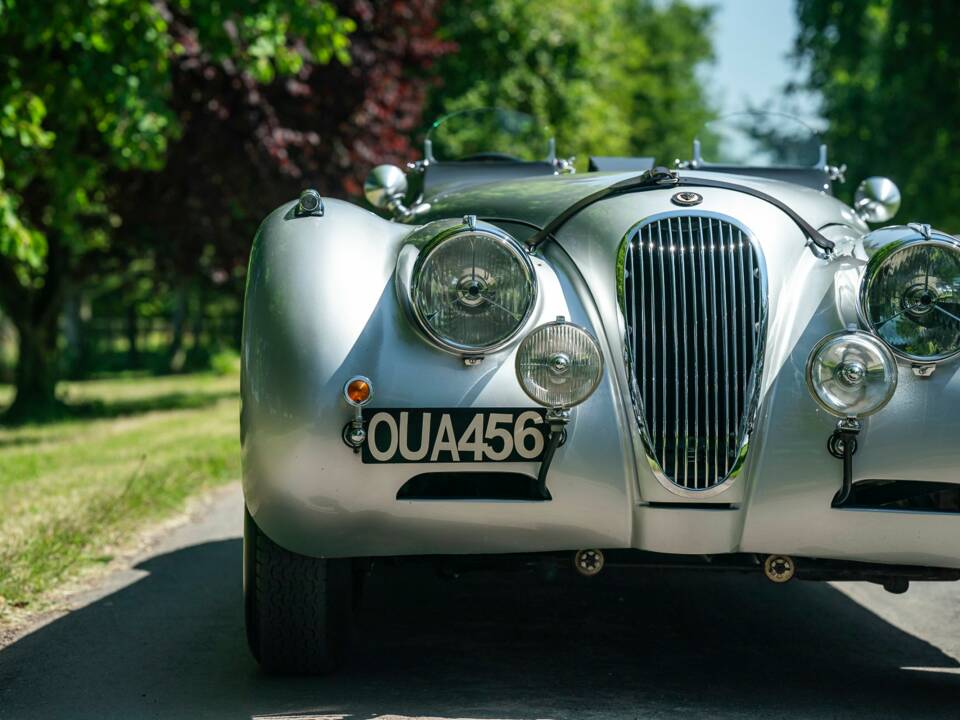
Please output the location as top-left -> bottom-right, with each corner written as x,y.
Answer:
244,508 -> 353,674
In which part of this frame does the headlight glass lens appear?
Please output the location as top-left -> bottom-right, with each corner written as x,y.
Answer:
516,321 -> 603,407
861,237 -> 960,361
806,331 -> 898,417
412,229 -> 536,351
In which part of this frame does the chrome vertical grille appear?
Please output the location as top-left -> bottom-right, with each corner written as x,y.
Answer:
622,214 -> 765,492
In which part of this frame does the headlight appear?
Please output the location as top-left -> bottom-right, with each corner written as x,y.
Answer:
806,330 -> 898,417
516,319 -> 603,407
859,226 -> 960,362
410,219 -> 536,353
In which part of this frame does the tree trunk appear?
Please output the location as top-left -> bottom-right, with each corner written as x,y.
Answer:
126,301 -> 140,369
1,233 -> 67,421
167,282 -> 188,373
5,310 -> 62,421
63,286 -> 86,378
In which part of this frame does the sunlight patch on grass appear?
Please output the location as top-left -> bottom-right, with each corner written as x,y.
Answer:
0,373 -> 239,614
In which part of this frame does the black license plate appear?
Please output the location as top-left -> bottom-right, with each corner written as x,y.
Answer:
361,408 -> 548,464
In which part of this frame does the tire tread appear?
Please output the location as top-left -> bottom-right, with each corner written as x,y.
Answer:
245,512 -> 351,674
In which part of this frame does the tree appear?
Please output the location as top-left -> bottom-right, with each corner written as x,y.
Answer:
0,0 -> 354,419
793,0 -> 960,229
101,0 -> 451,373
424,0 -> 715,167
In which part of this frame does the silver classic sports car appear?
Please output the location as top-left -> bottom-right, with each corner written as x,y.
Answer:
241,109 -> 960,673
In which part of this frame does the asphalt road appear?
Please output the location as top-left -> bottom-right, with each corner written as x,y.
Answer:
1,486 -> 959,720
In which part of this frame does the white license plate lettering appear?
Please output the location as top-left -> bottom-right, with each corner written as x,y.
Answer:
361,408 -> 547,464
367,411 -> 399,462
484,413 -> 514,461
398,411 -> 430,461
430,413 -> 459,462
513,410 -> 545,460
457,413 -> 486,461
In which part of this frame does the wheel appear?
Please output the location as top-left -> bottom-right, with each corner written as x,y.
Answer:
244,507 -> 353,674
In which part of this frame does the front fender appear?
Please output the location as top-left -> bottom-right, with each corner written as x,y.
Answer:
241,199 -> 636,557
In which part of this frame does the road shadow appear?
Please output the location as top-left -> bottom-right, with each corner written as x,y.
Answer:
0,539 -> 958,719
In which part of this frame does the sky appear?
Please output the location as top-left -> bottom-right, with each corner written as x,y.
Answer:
686,0 -> 821,121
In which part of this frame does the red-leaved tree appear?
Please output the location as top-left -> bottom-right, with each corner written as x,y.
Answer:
102,0 -> 454,371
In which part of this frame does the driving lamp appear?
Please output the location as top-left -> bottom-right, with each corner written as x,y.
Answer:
516,319 -> 603,408
806,331 -> 897,417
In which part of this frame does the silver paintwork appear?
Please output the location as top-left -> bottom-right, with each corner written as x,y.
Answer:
242,168 -> 960,571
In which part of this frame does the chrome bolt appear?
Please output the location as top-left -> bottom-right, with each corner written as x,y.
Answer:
345,424 -> 366,448
549,352 -> 571,375
574,549 -> 605,577
837,361 -> 866,387
763,554 -> 795,583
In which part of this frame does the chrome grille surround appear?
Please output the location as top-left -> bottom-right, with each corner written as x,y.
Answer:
618,211 -> 768,496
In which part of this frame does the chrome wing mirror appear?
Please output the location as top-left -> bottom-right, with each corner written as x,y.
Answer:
364,164 -> 429,221
854,177 -> 901,224
364,164 -> 408,212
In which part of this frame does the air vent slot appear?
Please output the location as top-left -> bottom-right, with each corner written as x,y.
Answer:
397,472 -> 550,501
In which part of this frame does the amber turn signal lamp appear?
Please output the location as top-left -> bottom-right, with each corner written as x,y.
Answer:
344,376 -> 373,406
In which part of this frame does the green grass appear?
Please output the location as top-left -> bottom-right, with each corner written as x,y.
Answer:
0,373 -> 240,615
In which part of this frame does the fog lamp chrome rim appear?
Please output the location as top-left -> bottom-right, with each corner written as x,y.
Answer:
515,318 -> 604,408
805,330 -> 898,418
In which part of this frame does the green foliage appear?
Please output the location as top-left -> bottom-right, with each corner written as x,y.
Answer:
178,0 -> 353,82
209,348 -> 241,377
0,0 -> 353,271
0,0 -> 354,416
427,0 -> 714,168
794,0 -> 960,229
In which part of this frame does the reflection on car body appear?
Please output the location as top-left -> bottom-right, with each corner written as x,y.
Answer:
240,108 -> 960,674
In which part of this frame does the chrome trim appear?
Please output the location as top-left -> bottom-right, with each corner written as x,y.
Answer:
296,188 -> 324,217
618,211 -> 768,498
401,219 -> 539,356
804,330 -> 898,417
514,317 -> 604,409
856,230 -> 960,364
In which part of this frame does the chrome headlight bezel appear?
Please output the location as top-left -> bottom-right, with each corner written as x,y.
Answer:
857,226 -> 960,363
400,218 -> 538,355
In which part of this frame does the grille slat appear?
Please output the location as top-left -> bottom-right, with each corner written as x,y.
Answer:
708,220 -> 720,480
688,217 -> 700,488
669,219 -> 681,481
624,214 -> 765,492
658,222 -> 667,468
678,218 -> 690,489
698,217 -> 710,488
